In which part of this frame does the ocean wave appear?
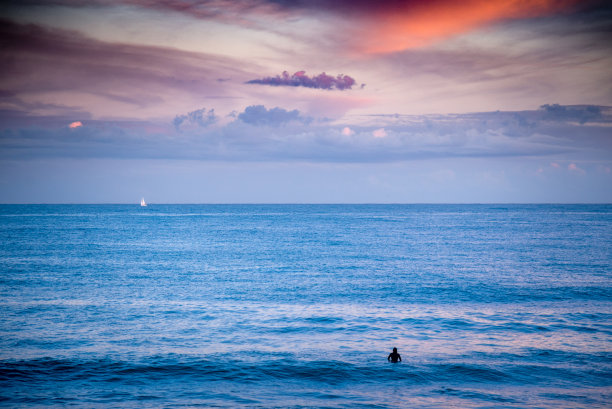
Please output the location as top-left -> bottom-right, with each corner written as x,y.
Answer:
1,355 -> 610,407
1,353 -> 608,385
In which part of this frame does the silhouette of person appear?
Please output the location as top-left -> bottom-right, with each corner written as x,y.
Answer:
388,347 -> 401,363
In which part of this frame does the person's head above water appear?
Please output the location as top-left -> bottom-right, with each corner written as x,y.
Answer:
388,347 -> 401,362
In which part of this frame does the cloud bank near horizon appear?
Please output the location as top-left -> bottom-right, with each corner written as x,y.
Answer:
2,105 -> 610,167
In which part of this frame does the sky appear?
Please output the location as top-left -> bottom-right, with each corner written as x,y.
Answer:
0,0 -> 611,203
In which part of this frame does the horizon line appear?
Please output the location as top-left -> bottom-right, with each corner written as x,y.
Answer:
1,202 -> 611,206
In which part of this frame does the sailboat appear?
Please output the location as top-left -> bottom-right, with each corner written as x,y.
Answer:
140,198 -> 147,207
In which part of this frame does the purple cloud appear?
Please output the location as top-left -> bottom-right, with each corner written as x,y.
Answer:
173,108 -> 218,130
238,105 -> 310,126
247,71 -> 358,90
540,104 -> 603,124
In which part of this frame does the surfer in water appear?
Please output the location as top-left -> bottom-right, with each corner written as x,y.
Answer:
387,347 -> 401,363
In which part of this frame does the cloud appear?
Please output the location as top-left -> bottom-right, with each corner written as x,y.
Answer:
568,163 -> 586,174
173,108 -> 218,130
540,104 -> 604,124
237,105 -> 310,126
119,0 -> 581,54
68,121 -> 83,128
341,127 -> 354,136
341,0 -> 583,53
261,0 -> 582,16
4,0 -> 605,58
247,71 -> 358,90
50,1 -> 585,51
0,20 -> 258,121
267,0 -> 595,54
372,128 -> 387,138
3,3 -> 609,121
2,105 -> 611,164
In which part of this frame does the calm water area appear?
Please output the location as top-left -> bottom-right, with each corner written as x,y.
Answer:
0,204 -> 610,408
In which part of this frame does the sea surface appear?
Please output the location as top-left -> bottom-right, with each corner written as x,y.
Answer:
0,204 -> 610,408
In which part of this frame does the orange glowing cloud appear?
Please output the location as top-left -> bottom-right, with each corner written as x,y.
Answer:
355,0 -> 579,53
69,121 -> 83,128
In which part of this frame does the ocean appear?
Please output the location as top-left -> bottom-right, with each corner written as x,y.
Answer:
0,204 -> 610,408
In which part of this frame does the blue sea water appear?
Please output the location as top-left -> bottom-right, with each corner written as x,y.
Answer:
0,204 -> 610,408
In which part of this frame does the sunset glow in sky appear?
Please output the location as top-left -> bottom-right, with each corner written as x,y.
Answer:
0,0 -> 611,203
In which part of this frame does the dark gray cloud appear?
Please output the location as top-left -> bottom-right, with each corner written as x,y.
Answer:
247,71 -> 358,90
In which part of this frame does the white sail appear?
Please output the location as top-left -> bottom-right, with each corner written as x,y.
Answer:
140,198 -> 147,207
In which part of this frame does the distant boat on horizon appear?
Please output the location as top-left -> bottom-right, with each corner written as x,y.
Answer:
140,198 -> 147,207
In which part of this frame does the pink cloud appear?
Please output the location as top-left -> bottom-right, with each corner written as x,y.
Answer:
328,0 -> 582,54
568,163 -> 585,174
596,165 -> 611,174
117,1 -> 581,54
341,127 -> 354,136
69,121 -> 83,128
372,128 -> 387,138
550,162 -> 560,168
